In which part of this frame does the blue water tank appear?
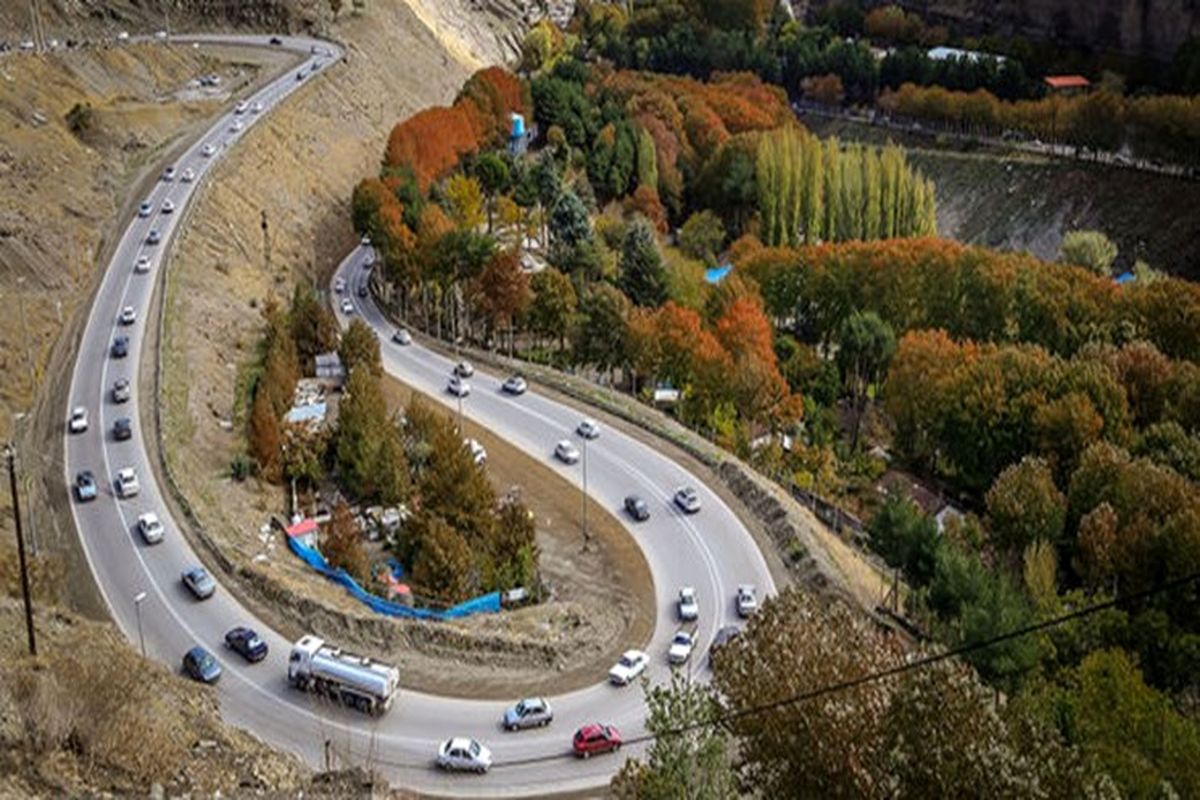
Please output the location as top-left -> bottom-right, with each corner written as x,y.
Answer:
511,113 -> 526,139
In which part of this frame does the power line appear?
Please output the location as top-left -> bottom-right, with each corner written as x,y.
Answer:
420,569 -> 1200,772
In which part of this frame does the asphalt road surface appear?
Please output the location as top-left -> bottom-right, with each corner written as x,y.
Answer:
63,33 -> 774,797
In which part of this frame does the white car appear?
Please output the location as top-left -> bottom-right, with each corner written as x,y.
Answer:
340,298 -> 354,315
68,406 -> 88,434
234,101 -> 248,115
161,199 -> 175,214
333,277 -> 346,293
736,585 -> 759,618
503,697 -> 553,731
146,229 -> 162,245
162,166 -> 176,181
137,512 -> 165,545
360,234 -> 371,246
180,168 -> 196,183
115,467 -> 140,499
576,418 -> 600,439
674,486 -> 702,514
118,306 -> 136,325
464,438 -> 487,466
116,31 -> 130,42
154,30 -> 168,40
230,119 -> 244,133
554,440 -> 580,464
134,255 -> 151,273
609,649 -> 649,686
447,375 -> 471,397
201,143 -> 216,157
391,328 -> 412,345
436,737 -> 492,773
678,586 -> 699,621
251,101 -> 264,114
137,201 -> 152,218
668,630 -> 695,665
454,361 -> 474,378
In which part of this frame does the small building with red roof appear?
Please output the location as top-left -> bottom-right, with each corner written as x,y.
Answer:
1043,75 -> 1090,94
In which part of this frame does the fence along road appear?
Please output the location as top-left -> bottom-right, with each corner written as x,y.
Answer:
63,32 -> 775,797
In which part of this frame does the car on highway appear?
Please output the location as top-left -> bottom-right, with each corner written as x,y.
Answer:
296,69 -> 306,81
673,486 -> 701,514
554,440 -> 581,464
363,253 -> 375,269
454,361 -> 474,378
357,283 -> 368,298
112,417 -> 132,441
736,584 -> 759,618
391,328 -> 412,345
112,378 -> 131,403
709,625 -> 740,666
436,737 -> 492,773
161,198 -> 175,214
447,375 -> 470,397
668,630 -> 695,665
678,586 -> 698,621
118,305 -> 136,325
114,467 -> 140,498
503,697 -> 553,731
464,438 -> 487,466
269,36 -> 283,46
137,512 -> 164,544
230,119 -> 244,133
154,30 -> 168,40
333,277 -> 346,293
182,566 -> 216,600
234,100 -> 248,114
201,143 -> 216,157
116,31 -> 130,42
360,234 -> 371,246
134,254 -> 151,273
180,167 -> 196,183
624,495 -> 650,521
162,165 -> 176,181
339,298 -> 354,315
74,470 -> 98,502
225,626 -> 268,662
501,375 -> 527,395
573,723 -> 622,758
68,406 -> 88,433
137,201 -> 152,217
111,335 -> 130,358
608,649 -> 648,685
182,646 -> 222,684
251,101 -> 264,114
576,418 -> 600,439
146,229 -> 162,245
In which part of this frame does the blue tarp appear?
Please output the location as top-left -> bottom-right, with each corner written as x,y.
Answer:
1114,271 -> 1136,285
705,264 -> 733,284
287,535 -> 500,620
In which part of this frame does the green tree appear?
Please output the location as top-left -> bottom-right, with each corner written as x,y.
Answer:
338,318 -> 382,379
611,671 -> 737,800
867,492 -> 942,587
445,173 -> 486,231
290,283 -> 338,367
836,310 -> 896,449
374,420 -> 410,507
618,217 -> 668,307
336,366 -> 390,498
528,268 -> 578,350
985,456 -> 1067,557
678,210 -> 726,263
1059,229 -> 1118,277
549,188 -> 592,250
474,151 -> 511,233
248,385 -> 282,482
574,283 -> 631,374
484,495 -> 539,592
408,512 -> 475,604
956,567 -> 1041,693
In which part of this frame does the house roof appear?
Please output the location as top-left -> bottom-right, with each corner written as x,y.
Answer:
285,518 -> 318,538
876,470 -> 944,516
1044,75 -> 1090,89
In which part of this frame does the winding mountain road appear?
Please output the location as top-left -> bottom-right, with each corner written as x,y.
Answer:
62,33 -> 774,797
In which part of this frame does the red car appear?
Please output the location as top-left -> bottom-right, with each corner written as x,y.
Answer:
573,723 -> 622,758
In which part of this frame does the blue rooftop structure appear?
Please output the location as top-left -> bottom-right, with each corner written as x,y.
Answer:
1114,271 -> 1136,285
705,264 -> 733,284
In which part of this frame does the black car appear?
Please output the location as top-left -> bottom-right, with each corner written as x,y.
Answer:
357,283 -> 369,298
624,495 -> 650,522
182,646 -> 222,683
111,336 -> 130,358
269,36 -> 283,45
225,626 -> 268,662
113,417 -> 132,441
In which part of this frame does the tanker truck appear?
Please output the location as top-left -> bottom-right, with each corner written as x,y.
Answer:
287,635 -> 399,715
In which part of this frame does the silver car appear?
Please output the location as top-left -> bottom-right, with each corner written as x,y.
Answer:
503,697 -> 553,731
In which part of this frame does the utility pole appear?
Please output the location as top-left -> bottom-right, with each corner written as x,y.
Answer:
581,436 -> 590,552
133,591 -> 147,658
6,444 -> 37,657
261,210 -> 272,276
